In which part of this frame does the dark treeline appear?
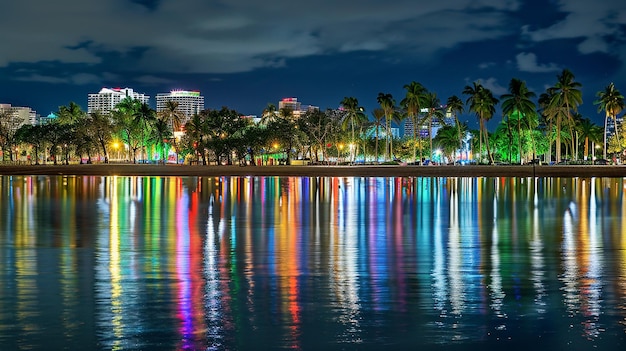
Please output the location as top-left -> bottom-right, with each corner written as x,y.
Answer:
1,69 -> 624,165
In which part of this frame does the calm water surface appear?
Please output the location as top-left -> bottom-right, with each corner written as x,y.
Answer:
1,175 -> 625,350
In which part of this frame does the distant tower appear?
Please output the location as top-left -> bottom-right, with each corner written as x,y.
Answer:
87,87 -> 150,115
156,90 -> 205,125
278,97 -> 318,118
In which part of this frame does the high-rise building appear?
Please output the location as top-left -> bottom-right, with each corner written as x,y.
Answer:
403,107 -> 453,138
156,90 -> 204,124
87,87 -> 150,115
0,103 -> 37,131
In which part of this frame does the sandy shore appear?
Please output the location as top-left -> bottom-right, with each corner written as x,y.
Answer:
1,163 -> 626,178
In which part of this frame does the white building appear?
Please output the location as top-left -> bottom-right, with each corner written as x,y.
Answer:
87,87 -> 150,115
156,90 -> 204,124
278,97 -> 318,118
0,103 -> 38,130
403,107 -> 453,138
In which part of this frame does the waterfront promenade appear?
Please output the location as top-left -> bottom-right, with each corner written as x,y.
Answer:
1,163 -> 626,178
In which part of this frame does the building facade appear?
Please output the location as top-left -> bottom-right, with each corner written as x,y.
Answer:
0,103 -> 38,130
278,97 -> 318,118
87,87 -> 150,115
403,107 -> 453,138
156,90 -> 204,124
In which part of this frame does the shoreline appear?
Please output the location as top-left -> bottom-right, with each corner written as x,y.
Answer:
2,164 -> 626,178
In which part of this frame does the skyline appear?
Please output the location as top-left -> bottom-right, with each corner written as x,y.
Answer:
1,0 -> 625,129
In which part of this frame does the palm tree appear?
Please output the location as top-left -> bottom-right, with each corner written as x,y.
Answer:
595,82 -> 625,159
548,69 -> 583,163
185,113 -> 206,164
371,108 -> 385,164
158,100 -> 185,163
133,102 -> 156,162
446,95 -> 465,154
463,82 -> 499,163
261,103 -> 277,124
56,102 -> 85,125
421,92 -> 446,163
150,118 -> 173,164
401,81 -> 427,163
340,97 -> 367,163
159,100 -> 185,132
501,78 -> 537,164
538,90 -> 557,163
577,117 -> 601,161
377,93 -> 396,161
435,125 -> 461,163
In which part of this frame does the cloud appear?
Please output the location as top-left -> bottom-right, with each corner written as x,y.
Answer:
516,52 -> 560,73
522,1 -> 626,55
15,72 -> 102,85
0,0 -> 520,75
479,62 -> 496,69
463,76 -> 508,96
479,77 -> 508,96
134,75 -> 175,86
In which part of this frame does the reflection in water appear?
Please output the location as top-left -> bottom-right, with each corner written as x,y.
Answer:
1,175 -> 626,350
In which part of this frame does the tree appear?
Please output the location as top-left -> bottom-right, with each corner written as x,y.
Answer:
401,82 -> 427,164
548,69 -> 583,163
160,100 -> 185,131
446,95 -> 465,153
340,97 -> 367,163
463,82 -> 499,164
420,92 -> 446,163
501,78 -> 537,164
112,97 -> 142,162
184,113 -> 207,165
56,102 -> 85,125
88,111 -> 115,163
377,93 -> 396,161
371,108 -> 385,164
241,124 -> 270,165
149,118 -> 173,164
434,125 -> 460,163
133,102 -> 157,162
0,109 -> 19,162
302,109 -> 336,163
595,82 -> 625,159
14,124 -> 46,164
261,103 -> 277,124
577,117 -> 603,161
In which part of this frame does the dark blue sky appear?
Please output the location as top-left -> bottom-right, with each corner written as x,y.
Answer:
1,0 -> 625,129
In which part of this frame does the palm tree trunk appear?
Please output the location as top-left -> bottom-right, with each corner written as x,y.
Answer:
604,112 -> 609,160
614,114 -> 621,155
429,117 -> 433,162
517,118 -> 522,164
413,115 -> 417,163
375,128 -> 379,164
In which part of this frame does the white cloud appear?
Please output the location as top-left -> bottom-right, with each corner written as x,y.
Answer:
0,0 -> 520,75
479,77 -> 508,96
523,1 -> 626,55
516,52 -> 560,73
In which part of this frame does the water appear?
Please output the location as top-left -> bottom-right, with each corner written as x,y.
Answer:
1,175 -> 625,350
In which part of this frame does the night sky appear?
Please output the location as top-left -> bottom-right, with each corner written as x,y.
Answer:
1,0 -> 624,129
